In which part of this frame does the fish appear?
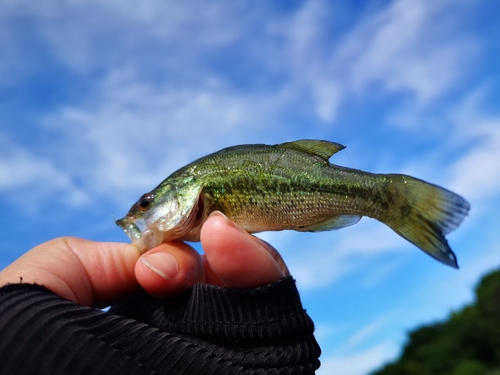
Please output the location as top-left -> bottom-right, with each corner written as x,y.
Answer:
116,140 -> 470,268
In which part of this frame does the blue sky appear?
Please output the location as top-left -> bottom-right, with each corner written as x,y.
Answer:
1,1 -> 500,374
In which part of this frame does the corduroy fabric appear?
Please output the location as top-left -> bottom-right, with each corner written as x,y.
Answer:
0,277 -> 320,374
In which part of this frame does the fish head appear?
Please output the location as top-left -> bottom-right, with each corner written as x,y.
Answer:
116,180 -> 203,253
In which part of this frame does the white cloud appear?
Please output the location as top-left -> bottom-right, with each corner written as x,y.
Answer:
0,0 -> 486,127
39,66 -> 296,210
449,121 -> 500,201
393,85 -> 500,206
0,0 -> 249,75
249,0 -> 493,196
411,244 -> 500,319
272,220 -> 407,290
342,313 -> 395,351
279,0 -> 480,123
282,0 -> 343,122
345,0 -> 476,101
384,83 -> 500,207
0,135 -> 88,207
318,342 -> 398,375
360,260 -> 402,289
312,229 -> 500,375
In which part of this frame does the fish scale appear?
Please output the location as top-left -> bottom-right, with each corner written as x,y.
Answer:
116,140 -> 469,268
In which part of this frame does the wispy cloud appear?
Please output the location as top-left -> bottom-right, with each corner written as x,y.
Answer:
341,313 -> 396,351
263,220 -> 407,291
40,67 -> 295,207
0,135 -> 88,208
318,341 -> 398,375
0,1 -> 253,76
450,120 -> 500,202
276,0 -> 480,122
342,0 -> 477,102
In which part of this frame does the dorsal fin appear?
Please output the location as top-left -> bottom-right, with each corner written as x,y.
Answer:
278,140 -> 346,160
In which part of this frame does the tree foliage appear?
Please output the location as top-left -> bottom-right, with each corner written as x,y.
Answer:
371,268 -> 500,375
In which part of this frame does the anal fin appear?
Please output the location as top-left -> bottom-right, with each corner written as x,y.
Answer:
298,215 -> 362,232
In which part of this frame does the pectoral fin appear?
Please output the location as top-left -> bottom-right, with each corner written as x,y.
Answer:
298,214 -> 362,232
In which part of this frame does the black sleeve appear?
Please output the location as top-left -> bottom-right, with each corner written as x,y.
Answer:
0,276 -> 321,374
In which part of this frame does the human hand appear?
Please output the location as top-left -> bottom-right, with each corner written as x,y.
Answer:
0,212 -> 289,307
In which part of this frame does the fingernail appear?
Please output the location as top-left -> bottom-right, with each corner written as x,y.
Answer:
209,210 -> 228,220
210,210 -> 238,226
209,211 -> 245,232
252,236 -> 276,253
141,252 -> 179,280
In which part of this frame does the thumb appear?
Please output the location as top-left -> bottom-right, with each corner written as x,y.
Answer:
134,241 -> 203,298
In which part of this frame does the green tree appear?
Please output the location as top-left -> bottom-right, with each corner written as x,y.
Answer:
453,360 -> 488,375
370,268 -> 500,375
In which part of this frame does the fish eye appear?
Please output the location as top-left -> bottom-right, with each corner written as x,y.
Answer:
138,194 -> 153,211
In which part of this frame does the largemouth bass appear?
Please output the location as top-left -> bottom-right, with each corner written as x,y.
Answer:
116,140 -> 469,268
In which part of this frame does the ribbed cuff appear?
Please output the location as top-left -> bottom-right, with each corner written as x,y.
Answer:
111,276 -> 315,341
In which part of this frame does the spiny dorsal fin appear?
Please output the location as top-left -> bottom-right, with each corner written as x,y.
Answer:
278,140 -> 346,160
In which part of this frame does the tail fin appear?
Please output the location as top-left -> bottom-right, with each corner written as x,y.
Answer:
386,175 -> 470,268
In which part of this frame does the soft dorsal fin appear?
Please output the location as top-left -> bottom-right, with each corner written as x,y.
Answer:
278,140 -> 346,160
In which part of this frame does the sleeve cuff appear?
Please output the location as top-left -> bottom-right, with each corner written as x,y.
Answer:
111,276 -> 315,341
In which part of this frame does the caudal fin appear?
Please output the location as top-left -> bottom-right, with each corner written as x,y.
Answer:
386,176 -> 470,268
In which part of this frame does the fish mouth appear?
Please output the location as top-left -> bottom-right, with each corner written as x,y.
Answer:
116,217 -> 144,241
116,216 -> 164,253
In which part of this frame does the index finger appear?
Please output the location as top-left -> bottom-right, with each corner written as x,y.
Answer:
0,237 -> 141,307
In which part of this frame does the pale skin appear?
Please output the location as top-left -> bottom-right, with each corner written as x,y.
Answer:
0,212 -> 289,308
